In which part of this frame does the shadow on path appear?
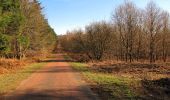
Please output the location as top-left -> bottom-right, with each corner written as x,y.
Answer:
1,85 -> 98,100
0,54 -> 99,100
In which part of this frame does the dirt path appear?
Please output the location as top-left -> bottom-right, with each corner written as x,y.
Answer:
3,54 -> 99,100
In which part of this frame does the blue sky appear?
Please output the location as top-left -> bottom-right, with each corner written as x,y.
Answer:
39,0 -> 170,35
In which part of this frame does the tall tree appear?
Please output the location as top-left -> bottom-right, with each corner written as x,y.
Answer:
160,11 -> 170,62
144,1 -> 162,63
0,0 -> 57,59
113,1 -> 139,62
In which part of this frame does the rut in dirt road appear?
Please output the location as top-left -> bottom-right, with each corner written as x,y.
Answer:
3,54 -> 99,100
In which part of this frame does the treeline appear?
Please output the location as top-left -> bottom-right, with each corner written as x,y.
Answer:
0,0 -> 57,59
60,1 -> 170,63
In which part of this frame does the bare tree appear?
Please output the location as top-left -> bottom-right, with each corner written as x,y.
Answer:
60,0 -> 170,63
85,21 -> 114,60
113,1 -> 139,62
144,1 -> 162,63
160,11 -> 170,62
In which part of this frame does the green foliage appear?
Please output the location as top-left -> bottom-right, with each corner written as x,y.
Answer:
17,35 -> 29,49
0,0 -> 57,59
0,13 -> 13,28
19,0 -> 57,55
0,33 -> 10,54
0,0 -> 20,12
0,14 -> 23,35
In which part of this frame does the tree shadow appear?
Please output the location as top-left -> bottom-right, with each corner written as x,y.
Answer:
141,78 -> 170,100
23,66 -> 79,73
40,59 -> 71,63
1,85 -> 99,100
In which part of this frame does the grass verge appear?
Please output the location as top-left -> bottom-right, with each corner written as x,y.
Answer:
64,55 -> 138,100
0,62 -> 46,94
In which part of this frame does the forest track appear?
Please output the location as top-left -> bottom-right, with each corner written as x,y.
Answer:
2,54 -> 98,100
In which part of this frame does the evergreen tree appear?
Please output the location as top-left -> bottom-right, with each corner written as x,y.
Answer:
0,0 -> 57,59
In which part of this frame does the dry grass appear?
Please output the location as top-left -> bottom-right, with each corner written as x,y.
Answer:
67,53 -> 170,99
64,54 -> 170,99
0,53 -> 57,74
87,60 -> 170,99
0,58 -> 27,74
0,62 -> 46,94
0,53 -> 56,95
88,60 -> 170,79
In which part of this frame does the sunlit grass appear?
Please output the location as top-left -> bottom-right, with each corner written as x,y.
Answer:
67,59 -> 137,99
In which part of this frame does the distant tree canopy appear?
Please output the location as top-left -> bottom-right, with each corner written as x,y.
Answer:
0,0 -> 57,59
60,1 -> 170,63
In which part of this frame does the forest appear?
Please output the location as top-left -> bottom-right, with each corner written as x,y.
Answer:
0,0 -> 57,60
59,1 -> 170,99
0,0 -> 169,100
60,1 -> 170,63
